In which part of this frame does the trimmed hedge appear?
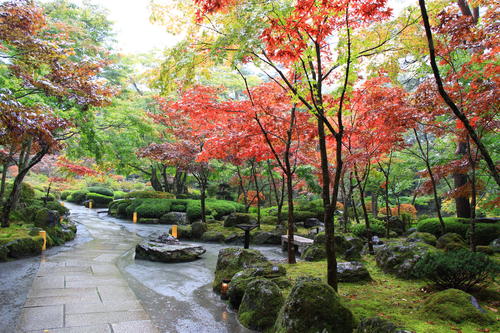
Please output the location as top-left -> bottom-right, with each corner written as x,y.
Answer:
416,217 -> 499,244
86,193 -> 114,205
86,187 -> 113,197
125,190 -> 175,199
113,191 -> 127,199
351,220 -> 386,239
135,199 -> 172,218
61,191 -> 73,200
67,190 -> 88,204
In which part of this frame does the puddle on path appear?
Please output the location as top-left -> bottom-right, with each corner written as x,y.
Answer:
66,203 -> 286,333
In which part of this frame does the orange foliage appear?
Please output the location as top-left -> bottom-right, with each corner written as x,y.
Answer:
379,204 -> 417,218
238,190 -> 265,206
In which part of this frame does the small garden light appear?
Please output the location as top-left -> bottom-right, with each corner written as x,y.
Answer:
220,279 -> 231,300
133,212 -> 138,223
171,225 -> 178,238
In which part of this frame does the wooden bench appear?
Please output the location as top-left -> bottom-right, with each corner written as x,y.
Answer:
281,235 -> 314,254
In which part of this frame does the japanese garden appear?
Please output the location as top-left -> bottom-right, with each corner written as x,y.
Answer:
0,0 -> 499,332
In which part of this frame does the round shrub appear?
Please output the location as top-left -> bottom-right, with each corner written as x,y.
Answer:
413,249 -> 499,291
171,204 -> 186,212
416,217 -> 469,237
113,191 -> 127,200
45,201 -> 69,216
125,199 -> 145,216
293,210 -> 317,222
67,190 -> 88,204
467,223 -> 500,246
60,191 -> 73,200
86,187 -> 113,197
86,193 -> 113,205
134,199 -> 172,218
351,221 -> 385,239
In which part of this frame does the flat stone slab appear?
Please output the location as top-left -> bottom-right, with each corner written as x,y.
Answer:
17,209 -> 158,332
135,241 -> 206,263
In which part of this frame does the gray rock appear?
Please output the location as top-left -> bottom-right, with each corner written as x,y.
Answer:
407,232 -> 437,246
274,277 -> 355,333
135,241 -> 205,262
302,244 -> 326,261
160,212 -> 189,225
148,233 -> 179,244
201,231 -> 225,242
337,261 -> 372,282
191,222 -> 208,239
252,231 -> 281,245
344,237 -> 364,260
375,242 -> 433,279
436,233 -> 466,251
238,279 -> 284,331
304,218 -> 323,228
490,238 -> 500,253
224,233 -> 244,244
224,213 -> 255,227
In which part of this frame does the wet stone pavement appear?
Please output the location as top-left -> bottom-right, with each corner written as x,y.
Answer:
17,206 -> 157,333
13,203 -> 286,333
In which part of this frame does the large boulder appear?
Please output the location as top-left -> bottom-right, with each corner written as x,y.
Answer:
337,262 -> 372,282
375,242 -> 433,279
357,317 -> 411,333
135,241 -> 205,263
224,213 -> 255,227
227,264 -> 286,309
212,248 -> 268,293
191,222 -> 208,239
420,289 -> 494,325
160,212 -> 189,225
252,231 -> 281,245
201,231 -> 225,243
238,279 -> 284,331
274,277 -> 356,333
304,218 -> 323,228
436,233 -> 467,251
4,237 -> 44,258
302,244 -> 326,261
344,237 -> 364,261
383,216 -> 407,235
34,208 -> 60,229
407,232 -> 437,246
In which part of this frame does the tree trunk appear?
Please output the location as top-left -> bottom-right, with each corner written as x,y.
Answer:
354,164 -> 374,254
419,0 -> 500,187
371,192 -> 378,218
150,165 -> 163,191
0,145 -> 15,202
454,141 -> 471,218
2,145 -> 49,228
200,180 -> 207,223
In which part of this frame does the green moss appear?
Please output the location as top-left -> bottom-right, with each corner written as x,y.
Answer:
283,256 -> 500,333
436,233 -> 466,251
86,186 -> 114,197
420,289 -> 494,324
238,279 -> 284,331
67,190 -> 88,204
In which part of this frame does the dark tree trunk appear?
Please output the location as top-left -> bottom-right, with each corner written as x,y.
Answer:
2,145 -> 49,228
150,165 -> 163,192
354,164 -> 374,254
454,141 -> 471,218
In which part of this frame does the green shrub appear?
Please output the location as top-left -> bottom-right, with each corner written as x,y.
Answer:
4,182 -> 36,202
86,187 -> 113,197
171,204 -> 186,212
292,210 -> 317,222
60,191 -> 73,200
186,201 -> 202,221
135,199 -> 172,218
413,249 -> 499,291
207,200 -> 244,219
45,201 -> 69,216
86,193 -> 113,205
351,220 -> 385,239
116,200 -> 132,217
261,216 -> 279,225
416,217 -> 470,237
125,199 -> 145,216
125,190 -> 175,199
67,190 -> 88,204
113,191 -> 127,200
467,223 -> 500,245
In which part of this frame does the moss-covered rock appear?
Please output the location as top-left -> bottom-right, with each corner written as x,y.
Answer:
337,261 -> 372,282
201,231 -> 225,242
252,231 -> 281,245
191,222 -> 208,238
238,279 -> 284,331
224,213 -> 255,227
274,277 -> 356,333
420,289 -> 494,325
160,212 -> 188,225
213,248 -> 268,293
302,244 -> 326,261
227,264 -> 286,309
169,225 -> 192,239
375,242 -> 433,279
436,233 -> 467,251
0,244 -> 8,261
407,232 -> 437,246
5,237 -> 43,258
138,218 -> 160,224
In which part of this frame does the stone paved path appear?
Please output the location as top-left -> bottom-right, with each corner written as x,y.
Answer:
17,207 -> 159,333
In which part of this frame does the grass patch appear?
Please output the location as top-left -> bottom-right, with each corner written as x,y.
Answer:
283,257 -> 500,332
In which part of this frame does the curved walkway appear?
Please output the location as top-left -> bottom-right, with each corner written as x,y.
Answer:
17,207 -> 158,333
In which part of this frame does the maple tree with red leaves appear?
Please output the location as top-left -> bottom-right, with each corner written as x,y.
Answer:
0,1 -> 114,227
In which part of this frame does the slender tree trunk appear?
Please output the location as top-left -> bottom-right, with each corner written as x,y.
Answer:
466,137 -> 478,251
2,145 -> 49,228
0,145 -> 15,202
371,192 -> 378,218
454,141 -> 471,218
414,129 -> 446,233
236,165 -> 249,212
354,164 -> 374,254
251,161 -> 261,228
340,177 -> 350,233
419,0 -> 500,187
